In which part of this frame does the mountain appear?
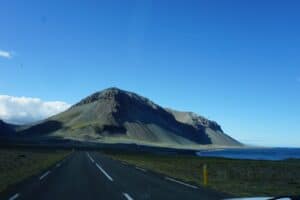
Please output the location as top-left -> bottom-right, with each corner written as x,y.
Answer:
18,87 -> 241,147
0,120 -> 15,137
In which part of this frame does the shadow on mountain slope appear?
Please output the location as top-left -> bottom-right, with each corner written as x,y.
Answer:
18,120 -> 63,136
111,91 -> 212,144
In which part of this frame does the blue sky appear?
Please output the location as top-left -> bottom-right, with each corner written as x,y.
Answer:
0,0 -> 299,147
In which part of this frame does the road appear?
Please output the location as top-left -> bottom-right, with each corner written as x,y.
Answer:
2,151 -> 229,200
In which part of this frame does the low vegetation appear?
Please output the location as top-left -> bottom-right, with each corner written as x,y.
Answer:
103,150 -> 300,197
0,148 -> 70,192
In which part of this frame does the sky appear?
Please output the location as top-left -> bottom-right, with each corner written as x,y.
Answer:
0,0 -> 299,147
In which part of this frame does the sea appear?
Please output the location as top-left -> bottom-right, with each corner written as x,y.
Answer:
196,148 -> 300,160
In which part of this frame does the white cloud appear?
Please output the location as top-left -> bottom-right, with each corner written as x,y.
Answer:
0,50 -> 12,59
0,95 -> 71,124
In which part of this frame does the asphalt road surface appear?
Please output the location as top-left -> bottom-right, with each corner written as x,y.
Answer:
2,151 -> 229,200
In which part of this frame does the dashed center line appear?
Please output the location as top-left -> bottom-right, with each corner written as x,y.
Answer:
95,163 -> 114,181
39,171 -> 51,180
86,153 -> 95,163
86,152 -> 113,181
90,157 -> 95,163
135,167 -> 147,172
8,193 -> 19,200
165,177 -> 198,189
123,193 -> 134,200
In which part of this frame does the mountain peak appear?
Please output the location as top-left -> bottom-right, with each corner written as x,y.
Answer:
101,87 -> 124,94
73,87 -> 127,107
73,87 -> 158,109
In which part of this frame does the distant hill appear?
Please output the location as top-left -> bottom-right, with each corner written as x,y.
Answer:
0,120 -> 15,137
18,87 -> 242,147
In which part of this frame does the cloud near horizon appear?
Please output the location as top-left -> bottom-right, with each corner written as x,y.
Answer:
0,50 -> 12,59
0,95 -> 71,124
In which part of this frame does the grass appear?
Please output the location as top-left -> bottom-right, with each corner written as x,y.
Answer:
102,150 -> 300,197
0,148 -> 70,192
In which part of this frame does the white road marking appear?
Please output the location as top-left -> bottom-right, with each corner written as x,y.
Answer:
86,152 -> 95,163
9,193 -> 19,200
123,193 -> 134,200
39,171 -> 51,180
90,156 -> 95,163
165,177 -> 198,189
135,167 -> 147,172
95,163 -> 113,181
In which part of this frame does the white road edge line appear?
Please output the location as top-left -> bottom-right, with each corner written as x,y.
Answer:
123,193 -> 134,200
39,171 -> 51,180
165,177 -> 198,189
95,163 -> 113,181
135,167 -> 147,172
9,193 -> 19,200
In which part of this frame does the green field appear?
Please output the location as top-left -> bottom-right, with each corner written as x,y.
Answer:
0,148 -> 70,192
102,150 -> 300,197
